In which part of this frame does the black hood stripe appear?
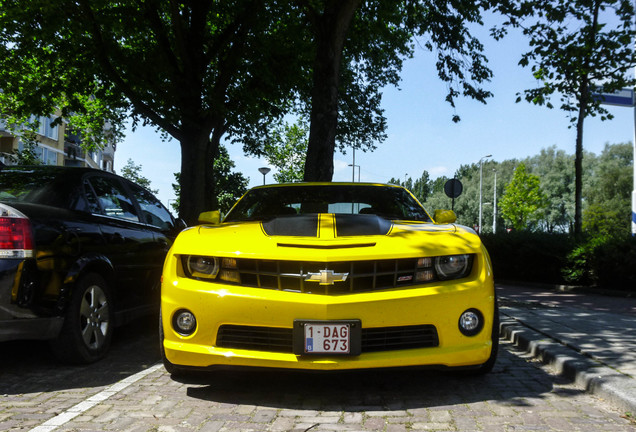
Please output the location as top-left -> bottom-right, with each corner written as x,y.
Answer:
261,214 -> 392,237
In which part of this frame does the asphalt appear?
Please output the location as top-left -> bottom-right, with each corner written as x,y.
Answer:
497,282 -> 636,414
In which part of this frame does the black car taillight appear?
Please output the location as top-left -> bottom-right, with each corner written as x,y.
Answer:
0,204 -> 34,259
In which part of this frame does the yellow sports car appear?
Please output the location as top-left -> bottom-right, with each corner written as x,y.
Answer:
160,183 -> 497,374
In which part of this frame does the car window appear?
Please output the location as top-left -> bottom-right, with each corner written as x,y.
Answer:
87,176 -> 140,222
225,185 -> 432,222
128,183 -> 174,230
0,168 -> 71,207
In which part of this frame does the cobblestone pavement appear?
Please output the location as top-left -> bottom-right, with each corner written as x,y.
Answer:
1,313 -> 634,432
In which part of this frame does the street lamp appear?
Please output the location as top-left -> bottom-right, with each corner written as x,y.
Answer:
492,168 -> 497,234
348,164 -> 360,182
258,167 -> 271,185
478,154 -> 492,234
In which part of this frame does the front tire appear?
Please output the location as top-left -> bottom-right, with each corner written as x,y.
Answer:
159,309 -> 181,375
50,273 -> 113,364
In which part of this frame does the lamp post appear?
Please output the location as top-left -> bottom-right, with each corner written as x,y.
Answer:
258,167 -> 271,185
478,154 -> 492,234
351,146 -> 356,182
492,168 -> 497,234
348,164 -> 360,182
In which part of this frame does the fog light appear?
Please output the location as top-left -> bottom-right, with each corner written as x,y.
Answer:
173,309 -> 197,336
458,308 -> 484,336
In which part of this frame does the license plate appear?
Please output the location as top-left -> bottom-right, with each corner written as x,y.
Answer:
293,320 -> 361,356
305,323 -> 350,354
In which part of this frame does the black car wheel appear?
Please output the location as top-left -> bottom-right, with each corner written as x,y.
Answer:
475,302 -> 500,374
50,273 -> 113,364
159,308 -> 184,376
457,302 -> 499,376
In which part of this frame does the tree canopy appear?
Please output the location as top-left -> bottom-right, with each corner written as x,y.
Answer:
394,143 -> 632,236
0,0 -> 502,224
262,120 -> 309,184
119,158 -> 159,194
495,0 -> 636,234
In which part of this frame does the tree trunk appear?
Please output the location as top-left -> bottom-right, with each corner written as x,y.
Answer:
574,97 -> 585,236
178,128 -> 218,225
573,0 -> 600,236
303,0 -> 361,182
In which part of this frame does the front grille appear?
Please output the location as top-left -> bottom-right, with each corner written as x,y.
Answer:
216,324 -> 439,354
234,258 -> 424,295
217,325 -> 293,353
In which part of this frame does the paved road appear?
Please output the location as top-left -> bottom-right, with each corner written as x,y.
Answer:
1,300 -> 634,431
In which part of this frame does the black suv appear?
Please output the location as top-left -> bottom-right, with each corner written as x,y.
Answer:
0,165 -> 184,363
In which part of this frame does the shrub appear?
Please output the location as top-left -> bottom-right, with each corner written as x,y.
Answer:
481,232 -> 574,285
481,231 -> 636,291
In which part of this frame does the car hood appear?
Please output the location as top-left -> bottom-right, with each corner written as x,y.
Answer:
170,214 -> 484,261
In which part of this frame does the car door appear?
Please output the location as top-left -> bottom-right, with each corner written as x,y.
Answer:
125,181 -> 179,290
83,174 -> 157,313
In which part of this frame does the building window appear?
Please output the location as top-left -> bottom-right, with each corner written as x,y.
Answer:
36,115 -> 59,140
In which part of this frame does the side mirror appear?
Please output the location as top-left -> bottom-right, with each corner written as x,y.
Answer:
198,210 -> 221,225
434,209 -> 457,224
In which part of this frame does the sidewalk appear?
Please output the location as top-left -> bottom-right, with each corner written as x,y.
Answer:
497,283 -> 636,413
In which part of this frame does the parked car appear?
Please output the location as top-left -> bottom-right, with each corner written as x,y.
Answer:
0,165 -> 184,363
160,182 -> 498,375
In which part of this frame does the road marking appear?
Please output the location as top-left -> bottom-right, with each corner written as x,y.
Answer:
29,363 -> 163,432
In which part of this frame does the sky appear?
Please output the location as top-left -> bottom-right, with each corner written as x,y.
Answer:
115,19 -> 635,209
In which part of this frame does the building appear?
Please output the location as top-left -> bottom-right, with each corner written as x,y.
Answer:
0,113 -> 115,171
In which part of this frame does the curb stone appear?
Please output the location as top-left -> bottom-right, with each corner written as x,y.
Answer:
499,313 -> 636,414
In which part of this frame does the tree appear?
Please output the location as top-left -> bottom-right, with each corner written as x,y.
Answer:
388,171 -> 431,204
302,0 -> 497,181
497,0 -> 636,234
499,163 -> 547,230
583,142 -> 633,236
1,0 -> 503,224
171,145 -> 248,215
0,1 -> 304,224
525,146 -> 574,232
263,120 -> 309,183
119,159 -> 158,194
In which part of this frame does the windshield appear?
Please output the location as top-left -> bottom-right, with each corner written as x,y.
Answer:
224,184 -> 432,222
0,168 -> 72,207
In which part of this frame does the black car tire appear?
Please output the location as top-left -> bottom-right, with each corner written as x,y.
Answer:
475,302 -> 500,374
458,302 -> 499,376
159,309 -> 183,376
50,273 -> 113,364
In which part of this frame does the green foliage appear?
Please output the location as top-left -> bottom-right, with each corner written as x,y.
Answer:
496,0 -> 636,235
499,163 -> 547,231
213,146 -> 249,214
119,159 -> 158,195
263,121 -> 309,183
482,232 -> 575,284
525,146 -> 574,232
388,171 -> 431,204
500,0 -> 636,122
583,143 -> 633,237
8,127 -> 42,166
391,143 -> 632,236
483,232 -> 636,290
562,234 -> 636,288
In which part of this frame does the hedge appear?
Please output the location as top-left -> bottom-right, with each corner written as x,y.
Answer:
480,232 -> 636,292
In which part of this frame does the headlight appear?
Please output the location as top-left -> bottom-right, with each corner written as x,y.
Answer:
413,254 -> 473,283
185,256 -> 219,279
434,254 -> 472,280
182,255 -> 240,283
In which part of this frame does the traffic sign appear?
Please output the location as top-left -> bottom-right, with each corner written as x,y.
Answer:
592,87 -> 635,107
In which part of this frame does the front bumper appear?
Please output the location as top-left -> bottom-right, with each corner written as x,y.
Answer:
161,256 -> 496,371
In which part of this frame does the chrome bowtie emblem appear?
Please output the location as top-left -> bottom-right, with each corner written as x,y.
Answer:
305,269 -> 348,285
